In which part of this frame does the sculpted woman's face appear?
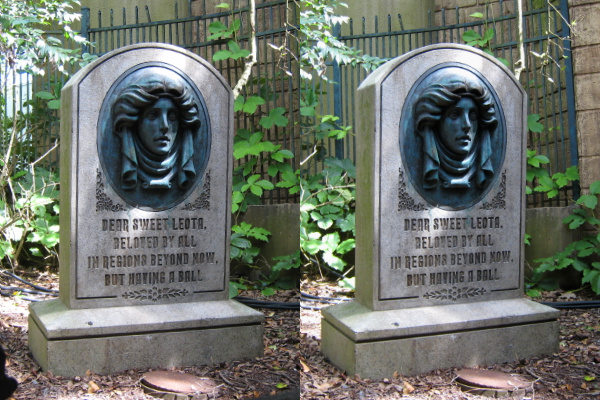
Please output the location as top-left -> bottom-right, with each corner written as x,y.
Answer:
439,97 -> 478,155
138,97 -> 179,155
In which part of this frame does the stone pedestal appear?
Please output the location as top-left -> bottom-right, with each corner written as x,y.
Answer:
29,299 -> 263,377
322,299 -> 558,378
321,44 -> 560,378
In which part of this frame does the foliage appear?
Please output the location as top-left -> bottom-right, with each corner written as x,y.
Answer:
294,1 -> 388,289
462,13 -> 510,67
0,168 -> 60,268
0,0 -> 89,75
299,0 -> 385,79
207,7 -> 300,296
531,166 -> 600,295
300,157 -> 355,288
0,0 -> 90,270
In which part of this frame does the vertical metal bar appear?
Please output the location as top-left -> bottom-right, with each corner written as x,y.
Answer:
135,7 -> 140,44
332,23 -> 344,160
81,8 -> 90,54
110,9 -> 114,51
123,8 -> 127,46
560,0 -> 579,199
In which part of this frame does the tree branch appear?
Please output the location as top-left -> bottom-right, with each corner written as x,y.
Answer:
232,0 -> 257,98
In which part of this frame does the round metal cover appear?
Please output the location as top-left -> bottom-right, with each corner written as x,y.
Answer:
456,369 -> 532,390
142,371 -> 218,395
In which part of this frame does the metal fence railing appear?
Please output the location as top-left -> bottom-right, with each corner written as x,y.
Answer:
3,1 -> 576,207
304,0 -> 577,207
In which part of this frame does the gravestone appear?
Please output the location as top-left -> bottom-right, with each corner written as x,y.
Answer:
321,44 -> 560,378
28,43 -> 264,377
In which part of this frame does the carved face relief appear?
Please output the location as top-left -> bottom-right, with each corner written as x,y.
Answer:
138,97 -> 180,156
400,64 -> 506,210
98,64 -> 211,211
439,97 -> 478,156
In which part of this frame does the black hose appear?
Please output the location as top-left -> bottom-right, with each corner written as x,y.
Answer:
234,296 -> 299,310
1,271 -> 58,293
540,300 -> 600,309
300,292 -> 352,301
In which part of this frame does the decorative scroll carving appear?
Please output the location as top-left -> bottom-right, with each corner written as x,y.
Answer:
480,171 -> 507,210
182,171 -> 211,211
96,169 -> 126,212
398,169 -> 428,211
122,287 -> 189,302
423,286 -> 486,302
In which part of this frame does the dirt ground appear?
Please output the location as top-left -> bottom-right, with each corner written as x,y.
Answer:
0,270 -> 300,400
2,270 -> 600,399
300,280 -> 600,400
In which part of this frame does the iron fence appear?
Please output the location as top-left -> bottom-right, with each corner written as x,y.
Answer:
305,0 -> 577,207
1,0 -> 577,207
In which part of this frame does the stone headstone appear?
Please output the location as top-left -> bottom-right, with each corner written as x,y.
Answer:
321,44 -> 559,378
28,43 -> 264,377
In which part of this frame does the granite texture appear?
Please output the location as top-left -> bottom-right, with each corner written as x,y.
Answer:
28,43 -> 264,377
321,312 -> 559,378
29,299 -> 264,377
354,44 -> 528,312
321,44 -> 559,378
60,43 -> 233,309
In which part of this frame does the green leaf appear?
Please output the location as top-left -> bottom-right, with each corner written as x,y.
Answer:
259,107 -> 289,129
231,236 -> 252,249
261,287 -> 276,296
527,114 -> 544,133
462,30 -> 482,46
300,106 -> 315,116
276,383 -> 288,389
213,50 -> 233,61
339,277 -> 355,290
565,165 -> 579,181
234,96 -> 245,112
250,185 -> 263,197
36,91 -> 56,100
216,3 -> 230,8
577,194 -> 598,210
302,239 -> 323,255
255,179 -> 274,190
336,239 -> 355,254
242,96 -> 266,114
469,12 -> 484,18
229,281 -> 247,298
323,251 -> 345,270
590,180 -> 600,195
48,99 -> 61,109
483,28 -> 495,42
316,218 -> 333,230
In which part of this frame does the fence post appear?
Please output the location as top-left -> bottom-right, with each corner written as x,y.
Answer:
81,7 -> 90,54
560,0 -> 580,199
332,23 -> 344,160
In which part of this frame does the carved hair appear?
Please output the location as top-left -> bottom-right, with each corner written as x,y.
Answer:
112,78 -> 201,136
415,79 -> 498,135
414,74 -> 498,190
111,75 -> 201,191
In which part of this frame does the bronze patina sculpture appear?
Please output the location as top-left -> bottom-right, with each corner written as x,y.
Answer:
415,72 -> 498,191
112,76 -> 201,191
401,65 -> 504,210
98,65 -> 210,211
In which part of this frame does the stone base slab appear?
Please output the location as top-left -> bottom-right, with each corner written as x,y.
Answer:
29,299 -> 264,377
321,299 -> 559,379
